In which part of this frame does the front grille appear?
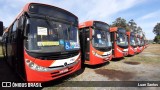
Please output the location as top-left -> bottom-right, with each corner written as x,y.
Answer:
118,45 -> 128,49
95,47 -> 112,52
38,51 -> 79,60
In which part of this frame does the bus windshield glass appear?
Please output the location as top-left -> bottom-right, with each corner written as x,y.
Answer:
141,38 -> 145,46
92,29 -> 111,48
137,38 -> 141,46
116,28 -> 128,46
25,18 -> 80,53
130,35 -> 136,46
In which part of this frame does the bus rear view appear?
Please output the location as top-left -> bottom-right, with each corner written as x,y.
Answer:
2,3 -> 81,82
110,27 -> 128,58
79,21 -> 112,65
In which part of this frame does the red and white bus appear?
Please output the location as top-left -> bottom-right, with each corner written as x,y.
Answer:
126,32 -> 137,55
110,27 -> 128,58
140,34 -> 146,51
1,3 -> 81,82
79,21 -> 112,65
136,32 -> 144,53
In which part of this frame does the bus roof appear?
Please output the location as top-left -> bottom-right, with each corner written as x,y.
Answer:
126,31 -> 130,35
79,20 -> 109,29
109,27 -> 118,32
5,2 -> 78,32
79,21 -> 94,29
109,27 -> 127,33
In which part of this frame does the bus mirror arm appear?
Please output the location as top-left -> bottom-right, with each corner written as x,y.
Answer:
23,36 -> 28,40
24,12 -> 30,18
90,35 -> 94,41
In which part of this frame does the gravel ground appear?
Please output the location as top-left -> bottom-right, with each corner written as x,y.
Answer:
0,44 -> 160,90
42,44 -> 160,90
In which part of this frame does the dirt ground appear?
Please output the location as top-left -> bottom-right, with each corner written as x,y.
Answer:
43,44 -> 160,90
0,44 -> 160,90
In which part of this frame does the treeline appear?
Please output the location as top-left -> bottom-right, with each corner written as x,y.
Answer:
111,17 -> 143,34
111,17 -> 160,44
153,23 -> 160,44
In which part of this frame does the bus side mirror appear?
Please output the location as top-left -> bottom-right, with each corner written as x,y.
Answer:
23,22 -> 29,40
91,35 -> 95,41
0,21 -> 3,36
18,16 -> 25,30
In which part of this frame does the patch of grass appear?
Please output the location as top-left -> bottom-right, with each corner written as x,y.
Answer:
125,44 -> 160,66
144,44 -> 160,53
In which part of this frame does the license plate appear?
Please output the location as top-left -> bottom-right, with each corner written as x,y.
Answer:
60,68 -> 68,73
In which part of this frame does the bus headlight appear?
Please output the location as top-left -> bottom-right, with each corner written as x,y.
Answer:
92,50 -> 96,55
25,59 -> 49,72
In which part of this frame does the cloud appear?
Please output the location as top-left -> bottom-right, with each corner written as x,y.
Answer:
136,10 -> 160,40
136,21 -> 157,40
0,0 -> 145,26
85,0 -> 137,18
1,0 -> 157,40
72,0 -> 145,23
140,11 -> 160,20
0,0 -> 55,26
1,0 -> 154,40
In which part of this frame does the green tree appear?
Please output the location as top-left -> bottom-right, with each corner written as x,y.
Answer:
112,17 -> 127,28
136,26 -> 142,33
153,35 -> 160,43
128,19 -> 137,32
153,23 -> 160,43
111,17 -> 130,31
111,18 -> 144,34
153,23 -> 160,35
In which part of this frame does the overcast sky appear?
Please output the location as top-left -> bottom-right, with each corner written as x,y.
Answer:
0,0 -> 160,40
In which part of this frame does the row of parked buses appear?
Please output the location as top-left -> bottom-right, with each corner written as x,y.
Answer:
0,3 -> 148,82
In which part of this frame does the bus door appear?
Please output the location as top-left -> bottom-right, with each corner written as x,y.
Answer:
110,32 -> 115,55
16,17 -> 26,78
6,21 -> 17,67
7,18 -> 25,78
80,28 -> 90,62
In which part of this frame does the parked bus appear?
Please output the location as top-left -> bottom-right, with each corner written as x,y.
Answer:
126,32 -> 137,55
1,3 -> 81,82
136,32 -> 144,53
141,34 -> 145,51
110,27 -> 128,58
79,21 -> 112,65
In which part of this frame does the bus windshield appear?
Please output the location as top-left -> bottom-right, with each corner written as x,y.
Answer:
130,35 -> 136,46
25,18 -> 80,53
116,28 -> 128,47
141,38 -> 145,46
137,38 -> 141,46
92,29 -> 111,48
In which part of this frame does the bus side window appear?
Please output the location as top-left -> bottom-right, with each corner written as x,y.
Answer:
11,20 -> 18,42
8,26 -> 13,43
3,32 -> 8,43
